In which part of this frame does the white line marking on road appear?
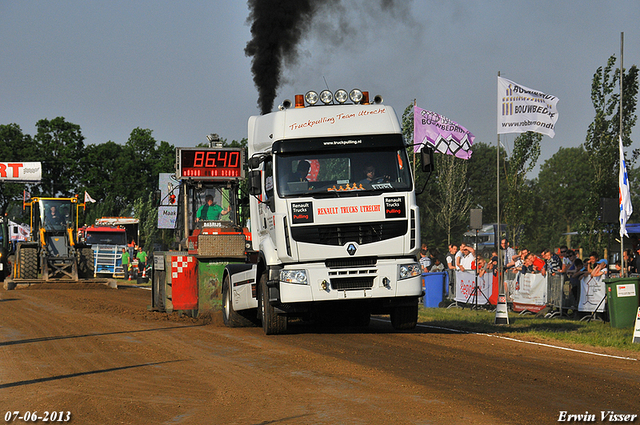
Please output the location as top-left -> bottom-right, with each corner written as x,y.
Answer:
417,323 -> 638,362
371,318 -> 638,362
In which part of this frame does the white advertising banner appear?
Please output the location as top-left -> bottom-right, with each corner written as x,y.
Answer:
511,272 -> 547,307
158,206 -> 177,229
158,173 -> 180,229
578,275 -> 607,312
454,271 -> 492,305
497,77 -> 559,138
0,162 -> 42,182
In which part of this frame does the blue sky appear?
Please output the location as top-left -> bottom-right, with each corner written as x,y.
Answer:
2,1 -> 639,176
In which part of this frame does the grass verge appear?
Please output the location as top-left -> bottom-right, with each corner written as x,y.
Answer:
418,305 -> 640,353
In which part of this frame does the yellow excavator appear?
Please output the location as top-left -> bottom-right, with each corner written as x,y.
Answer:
7,195 -> 107,289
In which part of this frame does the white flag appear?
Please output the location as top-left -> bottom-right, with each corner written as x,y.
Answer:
84,191 -> 96,203
619,135 -> 633,237
497,77 -> 559,138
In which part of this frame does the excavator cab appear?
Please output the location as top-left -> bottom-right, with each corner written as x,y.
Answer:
37,199 -> 74,257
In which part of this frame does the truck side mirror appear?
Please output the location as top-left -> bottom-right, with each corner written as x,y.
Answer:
249,170 -> 262,195
248,156 -> 262,169
421,147 -> 435,172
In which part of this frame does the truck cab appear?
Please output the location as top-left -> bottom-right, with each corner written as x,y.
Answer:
229,89 -> 423,333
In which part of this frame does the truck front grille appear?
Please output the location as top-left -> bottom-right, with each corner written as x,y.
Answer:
330,277 -> 374,290
326,257 -> 377,268
290,221 -> 406,246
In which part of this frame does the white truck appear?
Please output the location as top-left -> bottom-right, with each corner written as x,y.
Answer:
223,89 -> 427,334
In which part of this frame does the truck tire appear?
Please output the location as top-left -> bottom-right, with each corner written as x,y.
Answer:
390,304 -> 418,330
222,274 -> 255,327
77,248 -> 95,278
260,272 -> 287,335
20,247 -> 38,280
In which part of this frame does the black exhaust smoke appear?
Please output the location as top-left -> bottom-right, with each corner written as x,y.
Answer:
245,0 -> 330,115
245,0 -> 410,115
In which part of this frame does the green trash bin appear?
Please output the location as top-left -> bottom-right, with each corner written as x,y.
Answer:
605,278 -> 640,328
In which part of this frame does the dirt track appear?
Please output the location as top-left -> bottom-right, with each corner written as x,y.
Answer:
1,284 -> 639,425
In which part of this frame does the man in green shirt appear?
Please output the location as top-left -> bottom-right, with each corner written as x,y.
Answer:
136,246 -> 147,278
196,194 -> 230,221
121,248 -> 130,280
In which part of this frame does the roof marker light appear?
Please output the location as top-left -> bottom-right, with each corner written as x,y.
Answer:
295,94 -> 305,108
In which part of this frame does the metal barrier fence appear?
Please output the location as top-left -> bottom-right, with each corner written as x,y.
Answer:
444,268 -> 583,318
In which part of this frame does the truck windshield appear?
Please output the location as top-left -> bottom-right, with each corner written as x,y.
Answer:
39,199 -> 73,231
276,147 -> 412,197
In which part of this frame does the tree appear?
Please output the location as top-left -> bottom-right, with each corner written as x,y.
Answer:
431,154 -> 471,246
401,103 -> 471,249
34,117 -> 85,197
80,141 -> 131,221
583,54 -> 638,251
502,132 -> 541,246
401,104 -> 440,248
0,124 -> 36,216
466,142 -> 507,225
133,192 -> 158,250
535,146 -> 593,249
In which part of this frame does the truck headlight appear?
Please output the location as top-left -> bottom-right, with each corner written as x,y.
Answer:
398,263 -> 421,280
280,269 -> 308,285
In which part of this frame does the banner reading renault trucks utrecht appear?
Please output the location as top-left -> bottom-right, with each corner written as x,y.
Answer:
497,77 -> 559,138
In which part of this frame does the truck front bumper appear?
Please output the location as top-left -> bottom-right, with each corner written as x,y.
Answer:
277,258 -> 422,304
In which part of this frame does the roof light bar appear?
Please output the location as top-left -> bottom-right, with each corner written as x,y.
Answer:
294,88 -> 378,106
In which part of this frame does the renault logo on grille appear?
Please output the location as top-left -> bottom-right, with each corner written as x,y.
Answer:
346,243 -> 357,256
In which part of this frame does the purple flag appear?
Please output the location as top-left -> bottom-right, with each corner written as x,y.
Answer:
413,106 -> 474,159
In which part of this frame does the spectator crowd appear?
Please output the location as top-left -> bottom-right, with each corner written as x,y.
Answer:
418,238 -> 635,296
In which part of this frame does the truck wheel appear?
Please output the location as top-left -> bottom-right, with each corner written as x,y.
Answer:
390,304 -> 418,330
77,248 -> 95,278
20,247 -> 38,279
222,274 -> 255,327
260,272 -> 287,335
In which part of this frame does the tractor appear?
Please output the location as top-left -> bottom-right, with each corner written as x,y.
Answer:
13,196 -> 94,283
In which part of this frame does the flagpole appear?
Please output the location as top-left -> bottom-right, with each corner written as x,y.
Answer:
413,98 -> 417,178
497,71 -> 502,294
620,32 -> 625,276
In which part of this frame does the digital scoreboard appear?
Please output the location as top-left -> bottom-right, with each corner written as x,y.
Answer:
176,147 -> 245,181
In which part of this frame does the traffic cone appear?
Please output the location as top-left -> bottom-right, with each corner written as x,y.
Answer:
632,307 -> 640,344
494,294 -> 509,325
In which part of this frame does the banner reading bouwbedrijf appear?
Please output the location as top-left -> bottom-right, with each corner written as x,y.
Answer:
497,77 -> 559,138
